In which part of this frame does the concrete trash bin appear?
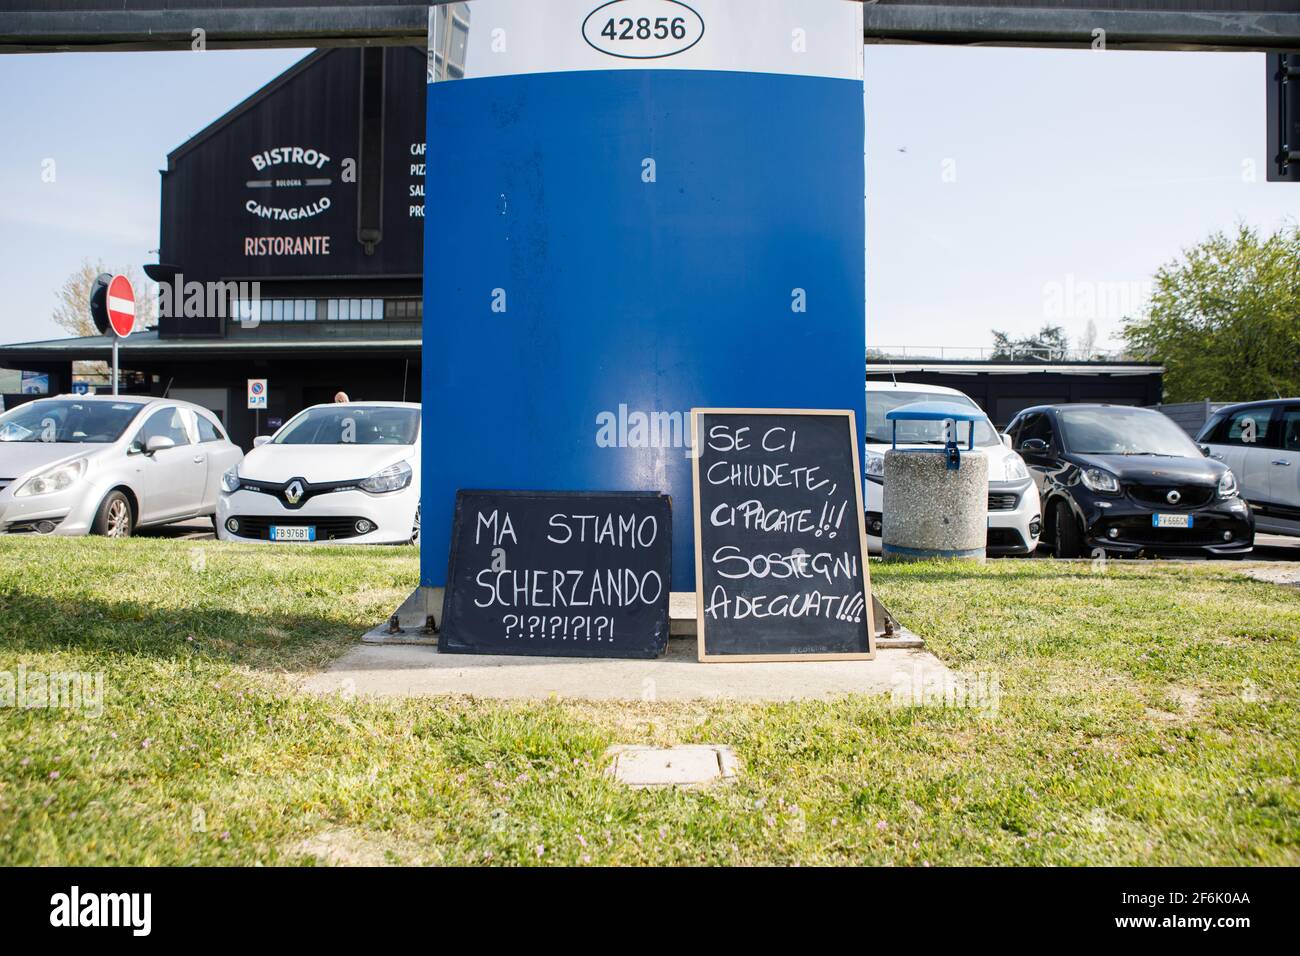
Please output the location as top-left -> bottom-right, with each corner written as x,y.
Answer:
880,401 -> 989,562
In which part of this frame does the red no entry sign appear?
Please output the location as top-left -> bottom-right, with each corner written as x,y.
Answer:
106,274 -> 135,338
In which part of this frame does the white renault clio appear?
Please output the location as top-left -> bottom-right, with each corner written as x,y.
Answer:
864,381 -> 1042,556
217,402 -> 420,545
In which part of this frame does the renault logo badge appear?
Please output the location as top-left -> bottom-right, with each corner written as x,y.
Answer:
1166,489 -> 1181,505
285,480 -> 304,505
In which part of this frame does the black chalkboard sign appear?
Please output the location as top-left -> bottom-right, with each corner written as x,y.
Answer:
691,409 -> 875,662
439,490 -> 672,659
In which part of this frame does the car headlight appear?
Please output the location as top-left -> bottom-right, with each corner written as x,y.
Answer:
220,467 -> 241,494
1005,456 -> 1029,481
1217,469 -> 1239,499
864,451 -> 885,480
359,460 -> 413,494
1080,468 -> 1121,494
14,458 -> 86,497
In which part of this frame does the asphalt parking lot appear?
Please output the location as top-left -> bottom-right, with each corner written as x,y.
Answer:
134,517 -> 217,541
1023,531 -> 1300,563
1248,533 -> 1300,562
139,519 -> 1300,563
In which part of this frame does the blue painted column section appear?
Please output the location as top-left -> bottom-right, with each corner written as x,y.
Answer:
423,8 -> 865,591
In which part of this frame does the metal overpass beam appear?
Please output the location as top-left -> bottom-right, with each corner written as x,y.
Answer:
862,5 -> 1300,52
0,2 -> 1297,53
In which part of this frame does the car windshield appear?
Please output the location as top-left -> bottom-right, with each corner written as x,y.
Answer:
273,406 -> 420,445
864,389 -> 1000,447
0,399 -> 143,444
1058,407 -> 1201,457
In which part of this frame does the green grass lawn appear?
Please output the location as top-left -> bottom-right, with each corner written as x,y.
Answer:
0,536 -> 1296,865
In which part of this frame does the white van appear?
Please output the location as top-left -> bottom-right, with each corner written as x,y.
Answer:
864,381 -> 1041,555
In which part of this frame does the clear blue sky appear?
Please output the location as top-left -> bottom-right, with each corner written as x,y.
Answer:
0,44 -> 1295,351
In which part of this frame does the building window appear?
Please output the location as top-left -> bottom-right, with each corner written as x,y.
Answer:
384,298 -> 423,320
230,296 -> 404,324
430,3 -> 470,82
319,297 -> 385,321
234,298 -> 320,323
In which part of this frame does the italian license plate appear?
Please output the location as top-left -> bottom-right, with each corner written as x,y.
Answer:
1152,514 -> 1192,529
271,525 -> 316,542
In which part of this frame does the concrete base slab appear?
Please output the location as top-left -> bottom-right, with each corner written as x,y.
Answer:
359,624 -> 438,646
362,586 -> 925,651
361,586 -> 441,646
300,639 -> 953,702
606,744 -> 739,788
874,631 -> 925,650
669,591 -> 694,636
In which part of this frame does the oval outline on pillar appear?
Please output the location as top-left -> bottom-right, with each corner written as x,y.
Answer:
581,0 -> 705,60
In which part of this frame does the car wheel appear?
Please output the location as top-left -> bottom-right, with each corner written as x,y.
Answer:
92,490 -> 133,539
1053,499 -> 1084,558
409,501 -> 421,545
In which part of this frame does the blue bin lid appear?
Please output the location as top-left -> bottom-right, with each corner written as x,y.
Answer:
884,400 -> 985,423
883,400 -> 985,454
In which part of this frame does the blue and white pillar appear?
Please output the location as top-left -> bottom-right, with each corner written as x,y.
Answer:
423,0 -> 865,590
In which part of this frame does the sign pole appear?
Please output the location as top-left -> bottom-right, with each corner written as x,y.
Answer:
247,379 -> 268,442
111,337 -> 119,396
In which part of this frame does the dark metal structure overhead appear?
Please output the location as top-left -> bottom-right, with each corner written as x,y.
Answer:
0,1 -> 1297,53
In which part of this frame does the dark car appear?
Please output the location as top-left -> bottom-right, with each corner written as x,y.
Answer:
1004,404 -> 1254,558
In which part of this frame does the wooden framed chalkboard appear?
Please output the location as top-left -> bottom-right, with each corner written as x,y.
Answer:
439,490 -> 672,659
691,409 -> 875,662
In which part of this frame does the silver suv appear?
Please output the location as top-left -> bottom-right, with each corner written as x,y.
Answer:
1197,399 -> 1300,537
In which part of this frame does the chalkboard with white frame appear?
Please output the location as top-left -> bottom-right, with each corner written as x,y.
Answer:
691,408 -> 875,662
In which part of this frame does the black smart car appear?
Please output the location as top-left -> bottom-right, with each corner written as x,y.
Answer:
1004,404 -> 1254,558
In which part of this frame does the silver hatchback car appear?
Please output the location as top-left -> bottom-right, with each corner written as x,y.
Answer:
0,394 -> 243,537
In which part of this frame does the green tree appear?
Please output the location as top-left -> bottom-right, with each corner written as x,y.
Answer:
990,324 -> 1069,361
1122,224 -> 1300,403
